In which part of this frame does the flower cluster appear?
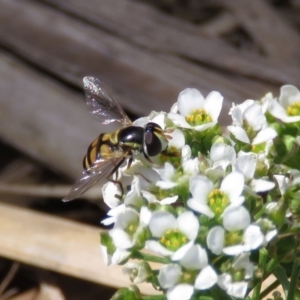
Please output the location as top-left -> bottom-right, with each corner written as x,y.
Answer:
100,86 -> 300,300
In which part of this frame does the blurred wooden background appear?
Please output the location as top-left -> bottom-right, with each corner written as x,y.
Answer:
0,0 -> 299,299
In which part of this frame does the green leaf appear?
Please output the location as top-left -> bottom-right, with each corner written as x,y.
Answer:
273,265 -> 289,297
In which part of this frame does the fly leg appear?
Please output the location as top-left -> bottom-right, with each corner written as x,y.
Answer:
106,157 -> 126,195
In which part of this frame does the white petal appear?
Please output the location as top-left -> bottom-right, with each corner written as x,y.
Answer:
171,241 -> 193,261
170,102 -> 178,113
177,211 -> 199,240
273,174 -> 288,195
266,229 -> 278,242
217,273 -> 232,291
133,116 -> 150,127
179,245 -> 208,270
221,172 -> 244,203
168,129 -> 185,149
160,196 -> 179,205
189,175 -> 214,200
223,245 -> 247,256
115,208 -> 139,229
152,113 -> 166,130
158,162 -> 175,181
181,145 -> 192,163
149,211 -> 177,237
230,105 -> 243,126
145,240 -> 174,256
109,228 -> 133,249
207,226 -> 225,255
140,207 -> 152,226
227,126 -> 250,143
210,143 -> 236,164
102,182 -> 122,208
244,103 -> 266,131
204,91 -> 223,121
101,217 -> 115,226
100,245 -> 111,266
252,127 -> 277,144
167,284 -> 194,300
167,113 -> 193,129
187,198 -> 215,218
223,206 -> 250,231
178,88 -> 204,116
251,179 -> 275,192
279,85 -> 300,108
244,225 -> 264,250
193,121 -> 217,132
194,265 -> 218,290
111,248 -> 131,264
156,180 -> 178,189
158,264 -> 181,289
227,282 -> 248,298
183,158 -> 199,176
235,153 -> 256,180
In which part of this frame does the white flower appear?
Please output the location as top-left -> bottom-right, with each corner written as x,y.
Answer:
268,85 -> 300,123
109,207 -> 150,250
207,207 -> 266,256
217,254 -> 253,298
206,143 -> 236,180
145,211 -> 199,257
156,145 -> 199,190
228,101 -> 277,145
187,172 -> 245,218
123,261 -> 152,284
168,88 -> 223,131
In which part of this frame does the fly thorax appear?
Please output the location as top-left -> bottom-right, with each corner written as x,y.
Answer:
118,126 -> 144,153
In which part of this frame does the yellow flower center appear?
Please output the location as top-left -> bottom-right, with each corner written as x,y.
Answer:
208,189 -> 229,218
160,229 -> 188,251
287,102 -> 300,116
126,222 -> 138,236
224,230 -> 243,246
186,109 -> 212,126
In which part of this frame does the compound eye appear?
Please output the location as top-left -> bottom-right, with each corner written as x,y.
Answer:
144,128 -> 162,157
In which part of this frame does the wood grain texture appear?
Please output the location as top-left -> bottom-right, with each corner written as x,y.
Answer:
221,0 -> 300,65
0,52 -> 114,179
0,0 -> 297,122
0,202 -> 157,295
41,0 -> 300,85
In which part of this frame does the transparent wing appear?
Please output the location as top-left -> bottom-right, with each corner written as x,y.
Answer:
63,156 -> 126,202
83,76 -> 132,126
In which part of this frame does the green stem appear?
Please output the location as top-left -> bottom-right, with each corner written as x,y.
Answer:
252,248 -> 268,300
287,258 -> 300,300
131,250 -> 171,264
265,258 -> 280,275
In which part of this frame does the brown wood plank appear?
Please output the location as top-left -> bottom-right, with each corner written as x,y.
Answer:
0,202 -> 157,295
0,0 -> 287,124
221,0 -> 300,65
0,52 -> 113,179
40,0 -> 300,85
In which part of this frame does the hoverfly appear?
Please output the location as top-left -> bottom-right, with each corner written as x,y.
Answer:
63,77 -> 169,201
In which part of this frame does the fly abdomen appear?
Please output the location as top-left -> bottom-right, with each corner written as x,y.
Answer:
83,132 -> 120,170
